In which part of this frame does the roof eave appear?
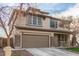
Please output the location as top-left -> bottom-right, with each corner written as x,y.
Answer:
15,25 -> 72,34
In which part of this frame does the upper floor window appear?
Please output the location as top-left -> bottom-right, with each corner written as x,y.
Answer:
27,15 -> 42,26
50,19 -> 58,28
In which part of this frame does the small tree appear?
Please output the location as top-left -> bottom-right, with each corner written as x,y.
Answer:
70,16 -> 79,47
0,3 -> 38,55
0,3 -> 24,46
60,16 -> 79,47
0,3 -> 24,56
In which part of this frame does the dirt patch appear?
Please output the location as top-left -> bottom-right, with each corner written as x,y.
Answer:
0,48 -> 33,56
12,50 -> 33,56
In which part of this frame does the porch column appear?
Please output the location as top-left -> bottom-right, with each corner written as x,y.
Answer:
63,35 -> 65,47
60,35 -> 63,47
67,35 -> 71,48
54,35 -> 58,47
50,33 -> 55,47
62,35 -> 64,47
49,35 -> 51,47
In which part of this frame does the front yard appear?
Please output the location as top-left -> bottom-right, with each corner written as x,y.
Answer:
66,48 -> 79,53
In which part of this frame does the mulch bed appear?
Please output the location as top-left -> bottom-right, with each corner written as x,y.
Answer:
0,48 -> 33,56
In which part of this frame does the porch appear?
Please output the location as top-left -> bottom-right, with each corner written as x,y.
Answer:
52,33 -> 70,48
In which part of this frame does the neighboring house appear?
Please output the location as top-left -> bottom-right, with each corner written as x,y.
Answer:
9,7 -> 72,48
0,24 -> 6,47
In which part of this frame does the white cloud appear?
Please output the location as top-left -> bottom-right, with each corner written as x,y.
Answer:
56,4 -> 79,17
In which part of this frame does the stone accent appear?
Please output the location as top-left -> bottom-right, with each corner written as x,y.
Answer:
3,46 -> 12,56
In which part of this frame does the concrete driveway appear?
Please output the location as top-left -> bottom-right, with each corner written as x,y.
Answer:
25,48 -> 79,56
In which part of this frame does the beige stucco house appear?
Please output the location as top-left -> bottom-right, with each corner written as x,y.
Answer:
9,7 -> 72,48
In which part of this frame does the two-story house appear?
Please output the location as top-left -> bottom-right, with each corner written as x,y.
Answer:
9,7 -> 72,48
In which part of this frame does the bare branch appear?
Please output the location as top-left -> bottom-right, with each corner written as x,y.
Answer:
0,17 -> 9,37
8,3 -> 24,37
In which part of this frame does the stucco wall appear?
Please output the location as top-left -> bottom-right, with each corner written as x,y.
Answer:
43,18 -> 50,29
14,15 -> 26,26
14,13 -> 52,30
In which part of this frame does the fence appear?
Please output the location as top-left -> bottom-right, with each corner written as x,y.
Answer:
0,38 -> 14,48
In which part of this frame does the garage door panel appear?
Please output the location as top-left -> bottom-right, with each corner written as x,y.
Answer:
22,34 -> 49,48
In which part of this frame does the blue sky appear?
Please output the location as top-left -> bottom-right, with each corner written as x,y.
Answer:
37,3 -> 79,16
0,3 -> 78,16
0,3 -> 77,14
23,3 -> 79,16
0,3 -> 79,37
38,3 -> 76,14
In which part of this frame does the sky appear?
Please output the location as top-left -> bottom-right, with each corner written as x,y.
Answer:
0,3 -> 79,37
37,3 -> 79,17
38,3 -> 76,15
0,3 -> 78,16
5,3 -> 79,16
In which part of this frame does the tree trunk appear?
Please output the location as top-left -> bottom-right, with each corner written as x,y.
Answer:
76,41 -> 79,47
7,37 -> 10,46
3,37 -> 12,56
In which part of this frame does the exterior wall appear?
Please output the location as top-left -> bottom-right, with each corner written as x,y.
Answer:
43,18 -> 50,29
14,15 -> 69,32
67,35 -> 71,47
14,15 -> 26,26
12,10 -> 70,32
14,14 -> 52,30
54,35 -> 59,47
76,34 -> 79,43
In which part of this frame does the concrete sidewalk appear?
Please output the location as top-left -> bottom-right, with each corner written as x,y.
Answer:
25,48 -> 79,56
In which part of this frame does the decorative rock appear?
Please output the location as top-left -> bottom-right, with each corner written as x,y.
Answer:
3,46 -> 12,56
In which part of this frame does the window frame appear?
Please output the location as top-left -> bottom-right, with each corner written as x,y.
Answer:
50,19 -> 58,28
27,15 -> 43,27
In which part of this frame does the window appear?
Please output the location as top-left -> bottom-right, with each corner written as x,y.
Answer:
33,16 -> 37,25
50,19 -> 58,28
38,17 -> 42,25
28,15 -> 32,24
27,15 -> 42,26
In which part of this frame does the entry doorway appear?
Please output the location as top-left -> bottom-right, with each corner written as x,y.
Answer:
54,34 -> 68,47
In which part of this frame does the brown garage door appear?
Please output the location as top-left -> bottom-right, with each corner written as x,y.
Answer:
22,34 -> 49,48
